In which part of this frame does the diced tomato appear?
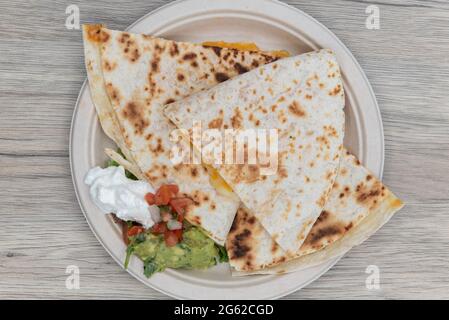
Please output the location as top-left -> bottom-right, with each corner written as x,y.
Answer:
154,187 -> 171,205
169,197 -> 193,216
164,230 -> 180,247
122,223 -> 129,245
154,184 -> 180,205
127,226 -> 145,237
161,211 -> 173,222
164,184 -> 179,195
173,229 -> 183,242
151,222 -> 167,234
144,193 -> 156,205
177,212 -> 184,223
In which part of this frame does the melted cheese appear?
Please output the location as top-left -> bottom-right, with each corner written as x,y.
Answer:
202,41 -> 290,58
269,50 -> 290,58
203,41 -> 260,51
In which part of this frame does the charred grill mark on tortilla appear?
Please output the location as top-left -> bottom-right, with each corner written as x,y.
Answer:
85,24 -> 110,44
182,52 -> 197,61
230,107 -> 243,129
215,72 -> 229,83
234,62 -> 249,74
102,59 -> 116,72
118,32 -> 141,63
288,101 -> 307,117
122,101 -> 149,135
105,83 -> 121,104
208,117 -> 223,129
169,42 -> 179,57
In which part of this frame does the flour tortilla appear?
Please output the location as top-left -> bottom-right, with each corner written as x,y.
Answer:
85,25 -> 279,244
164,50 -> 346,253
229,149 -> 404,274
82,24 -> 145,180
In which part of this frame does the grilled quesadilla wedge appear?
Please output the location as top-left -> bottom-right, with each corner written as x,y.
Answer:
83,24 -> 145,180
228,149 -> 404,273
83,25 -> 279,245
164,50 -> 346,253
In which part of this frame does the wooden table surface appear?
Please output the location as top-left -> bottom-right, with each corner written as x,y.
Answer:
1,0 -> 448,300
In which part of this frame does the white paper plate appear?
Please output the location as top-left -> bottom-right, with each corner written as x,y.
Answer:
70,0 -> 384,299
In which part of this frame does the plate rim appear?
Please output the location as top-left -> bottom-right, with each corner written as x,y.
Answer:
70,0 -> 384,299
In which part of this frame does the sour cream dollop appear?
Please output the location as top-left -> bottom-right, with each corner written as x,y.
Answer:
84,166 -> 160,228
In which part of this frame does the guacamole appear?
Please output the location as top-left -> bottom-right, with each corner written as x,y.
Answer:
127,225 -> 227,277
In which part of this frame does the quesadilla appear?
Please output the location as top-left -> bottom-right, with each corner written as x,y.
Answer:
227,148 -> 404,273
83,24 -> 145,181
83,24 -> 403,278
82,24 -> 279,245
163,50 -> 346,253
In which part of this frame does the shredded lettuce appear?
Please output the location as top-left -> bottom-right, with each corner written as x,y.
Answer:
105,158 -> 120,168
124,232 -> 147,269
216,244 -> 229,263
105,148 -> 138,180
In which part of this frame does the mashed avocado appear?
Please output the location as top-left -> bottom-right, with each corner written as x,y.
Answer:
129,226 -> 225,277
